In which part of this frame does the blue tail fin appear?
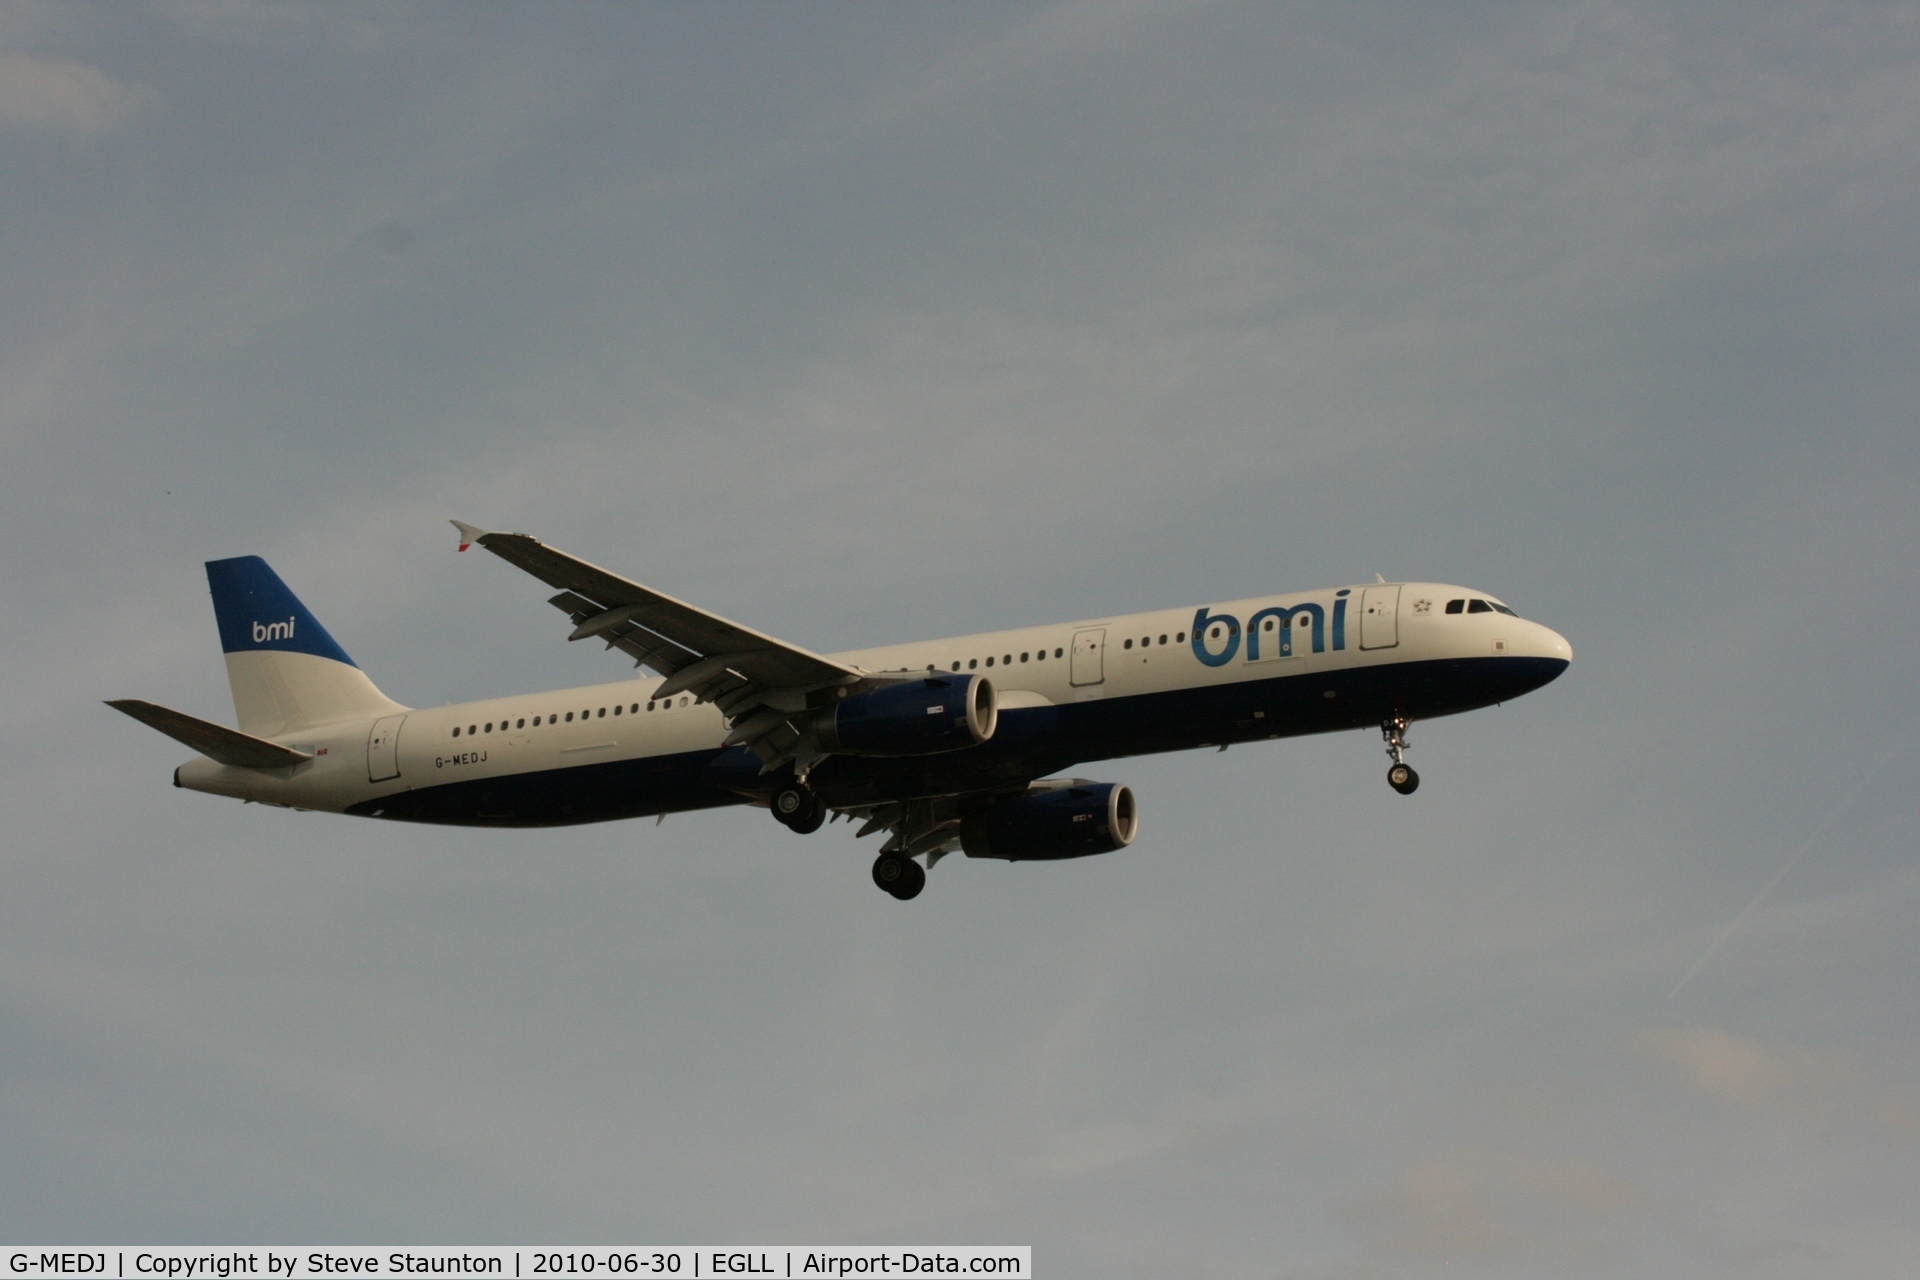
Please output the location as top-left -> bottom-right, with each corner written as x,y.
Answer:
206,556 -> 358,666
204,556 -> 401,734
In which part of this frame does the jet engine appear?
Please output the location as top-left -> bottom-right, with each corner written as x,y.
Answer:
810,674 -> 997,756
960,781 -> 1138,861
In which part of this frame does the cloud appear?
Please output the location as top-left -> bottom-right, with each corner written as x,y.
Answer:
1633,1025 -> 1855,1110
1634,1025 -> 1920,1142
1344,1151 -> 1646,1264
0,52 -> 135,134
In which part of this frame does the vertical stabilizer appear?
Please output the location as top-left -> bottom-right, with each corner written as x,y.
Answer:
205,556 -> 405,735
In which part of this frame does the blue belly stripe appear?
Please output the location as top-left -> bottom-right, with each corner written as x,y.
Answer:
347,655 -> 1568,827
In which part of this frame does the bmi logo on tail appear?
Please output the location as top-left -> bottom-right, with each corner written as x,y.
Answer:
252,617 -> 296,643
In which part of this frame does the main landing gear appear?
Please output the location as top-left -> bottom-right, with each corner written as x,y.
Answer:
1382,716 -> 1419,795
769,781 -> 928,901
771,781 -> 825,834
871,851 -> 926,900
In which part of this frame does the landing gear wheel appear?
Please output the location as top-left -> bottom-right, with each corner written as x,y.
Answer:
872,853 -> 926,900
771,783 -> 824,833
787,799 -> 826,834
1380,715 -> 1419,795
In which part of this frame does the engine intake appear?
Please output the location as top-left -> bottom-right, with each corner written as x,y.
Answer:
960,782 -> 1138,861
812,674 -> 997,756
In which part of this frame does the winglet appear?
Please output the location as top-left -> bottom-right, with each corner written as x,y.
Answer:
451,520 -> 489,552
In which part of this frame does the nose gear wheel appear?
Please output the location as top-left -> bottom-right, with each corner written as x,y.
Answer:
1381,716 -> 1419,795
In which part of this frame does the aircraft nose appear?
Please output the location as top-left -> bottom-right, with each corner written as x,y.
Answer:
1514,620 -> 1572,681
1534,622 -> 1572,664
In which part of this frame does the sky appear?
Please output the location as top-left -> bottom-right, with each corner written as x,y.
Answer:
2,1 -> 1918,1274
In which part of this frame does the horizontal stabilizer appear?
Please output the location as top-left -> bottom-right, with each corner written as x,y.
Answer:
106,699 -> 313,770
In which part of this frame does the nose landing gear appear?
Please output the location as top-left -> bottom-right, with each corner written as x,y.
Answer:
1382,716 -> 1419,795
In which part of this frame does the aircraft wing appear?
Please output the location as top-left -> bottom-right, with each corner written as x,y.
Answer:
452,522 -> 867,773
106,699 -> 313,770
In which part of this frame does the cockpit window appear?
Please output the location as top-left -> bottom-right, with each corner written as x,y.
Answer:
1445,599 -> 1465,614
1467,599 -> 1493,614
1491,602 -> 1518,616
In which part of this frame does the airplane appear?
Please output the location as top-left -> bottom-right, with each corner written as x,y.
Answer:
109,522 -> 1572,900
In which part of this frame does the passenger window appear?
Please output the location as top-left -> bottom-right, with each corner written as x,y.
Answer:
1055,647 -> 1064,658
565,712 -> 574,722
469,725 -> 477,735
516,719 -> 524,729
681,697 -> 688,707
1468,599 -> 1492,614
631,704 -> 639,713
452,727 -> 460,737
647,702 -> 655,711
1446,599 -> 1465,614
597,707 -> 605,717
1004,655 -> 1011,664
1021,652 -> 1029,662
1124,639 -> 1133,649
1036,650 -> 1045,661
1210,627 -> 1222,639
1175,633 -> 1184,643
613,705 -> 622,715
969,659 -> 977,669
986,657 -> 994,666
1159,635 -> 1167,645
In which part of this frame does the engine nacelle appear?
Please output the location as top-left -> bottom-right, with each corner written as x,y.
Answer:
960,782 -> 1138,861
811,674 -> 997,756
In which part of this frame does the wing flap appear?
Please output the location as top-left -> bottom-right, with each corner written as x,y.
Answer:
471,528 -> 852,689
107,699 -> 313,770
457,522 -> 874,775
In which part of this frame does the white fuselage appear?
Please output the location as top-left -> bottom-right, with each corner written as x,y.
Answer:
174,582 -> 1570,824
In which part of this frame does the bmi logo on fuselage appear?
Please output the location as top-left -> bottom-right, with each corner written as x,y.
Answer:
252,617 -> 296,643
1191,589 -> 1352,667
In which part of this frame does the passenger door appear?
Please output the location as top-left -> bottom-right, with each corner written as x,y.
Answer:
367,713 -> 407,782
1359,585 -> 1401,650
1070,629 -> 1106,686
